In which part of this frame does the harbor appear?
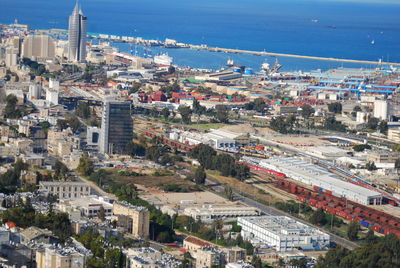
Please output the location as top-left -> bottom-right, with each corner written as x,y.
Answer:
42,29 -> 400,68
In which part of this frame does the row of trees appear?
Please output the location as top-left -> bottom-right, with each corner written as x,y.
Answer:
269,115 -> 296,134
189,144 -> 250,181
144,99 -> 229,125
316,233 -> 400,268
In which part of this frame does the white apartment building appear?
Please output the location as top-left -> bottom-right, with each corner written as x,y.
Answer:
39,181 -> 91,199
238,216 -> 330,252
58,196 -> 113,218
373,100 -> 390,120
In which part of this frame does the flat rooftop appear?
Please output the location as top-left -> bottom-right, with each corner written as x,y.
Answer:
239,216 -> 329,238
262,157 -> 382,199
142,191 -> 228,207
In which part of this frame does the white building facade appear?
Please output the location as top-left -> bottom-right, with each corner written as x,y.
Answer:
238,216 -> 330,252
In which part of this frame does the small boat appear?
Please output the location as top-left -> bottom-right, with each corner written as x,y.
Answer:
311,19 -> 319,23
371,40 -> 375,45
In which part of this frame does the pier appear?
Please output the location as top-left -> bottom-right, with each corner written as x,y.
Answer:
207,47 -> 400,66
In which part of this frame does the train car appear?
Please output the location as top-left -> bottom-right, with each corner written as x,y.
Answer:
243,163 -> 286,178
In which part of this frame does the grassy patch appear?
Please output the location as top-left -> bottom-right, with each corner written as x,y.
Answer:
91,168 -> 199,192
194,123 -> 227,130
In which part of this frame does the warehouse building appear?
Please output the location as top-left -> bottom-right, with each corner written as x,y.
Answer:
183,205 -> 260,223
259,157 -> 382,205
174,129 -> 239,149
238,216 -> 330,252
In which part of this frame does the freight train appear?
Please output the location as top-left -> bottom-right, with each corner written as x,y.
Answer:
275,178 -> 400,239
143,131 -> 193,152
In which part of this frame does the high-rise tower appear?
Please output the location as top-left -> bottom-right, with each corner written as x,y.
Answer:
100,101 -> 133,154
68,0 -> 87,62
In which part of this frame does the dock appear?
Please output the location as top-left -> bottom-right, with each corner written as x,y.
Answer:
207,47 -> 400,66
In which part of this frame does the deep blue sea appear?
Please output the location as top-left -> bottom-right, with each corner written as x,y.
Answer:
1,0 -> 400,71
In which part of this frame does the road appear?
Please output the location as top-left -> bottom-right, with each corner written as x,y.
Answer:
205,179 -> 359,250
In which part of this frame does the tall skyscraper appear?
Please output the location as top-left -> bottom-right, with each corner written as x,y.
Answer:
68,1 -> 87,62
100,101 -> 133,154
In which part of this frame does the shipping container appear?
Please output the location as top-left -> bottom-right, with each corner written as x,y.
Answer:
360,220 -> 370,227
372,225 -> 381,232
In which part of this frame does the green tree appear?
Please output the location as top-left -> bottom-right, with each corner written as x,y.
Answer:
364,228 -> 376,244
251,256 -> 263,268
352,144 -> 371,152
315,247 -> 349,268
367,117 -> 379,130
4,94 -> 21,119
161,107 -> 170,120
77,152 -> 94,176
224,185 -> 233,201
192,99 -> 206,116
76,102 -> 91,119
194,166 -> 206,184
126,141 -> 146,157
328,102 -> 342,114
178,105 -> 192,124
365,161 -> 377,171
54,160 -> 68,180
215,105 -> 229,123
379,120 -> 388,134
68,116 -> 81,133
56,119 -> 68,130
189,144 -> 217,169
245,98 -> 267,113
301,104 -> 314,119
323,116 -> 346,132
145,145 -> 162,162
289,258 -> 307,268
270,115 -> 296,134
347,220 -> 359,241
395,159 -> 400,169
98,206 -> 106,221
309,208 -> 327,225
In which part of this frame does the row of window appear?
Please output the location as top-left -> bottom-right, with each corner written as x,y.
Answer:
46,186 -> 90,192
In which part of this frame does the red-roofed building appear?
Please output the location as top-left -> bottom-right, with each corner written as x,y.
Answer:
183,236 -> 213,251
149,91 -> 167,102
5,221 -> 17,229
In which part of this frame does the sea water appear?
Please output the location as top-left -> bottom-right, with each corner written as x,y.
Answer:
1,0 -> 399,71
